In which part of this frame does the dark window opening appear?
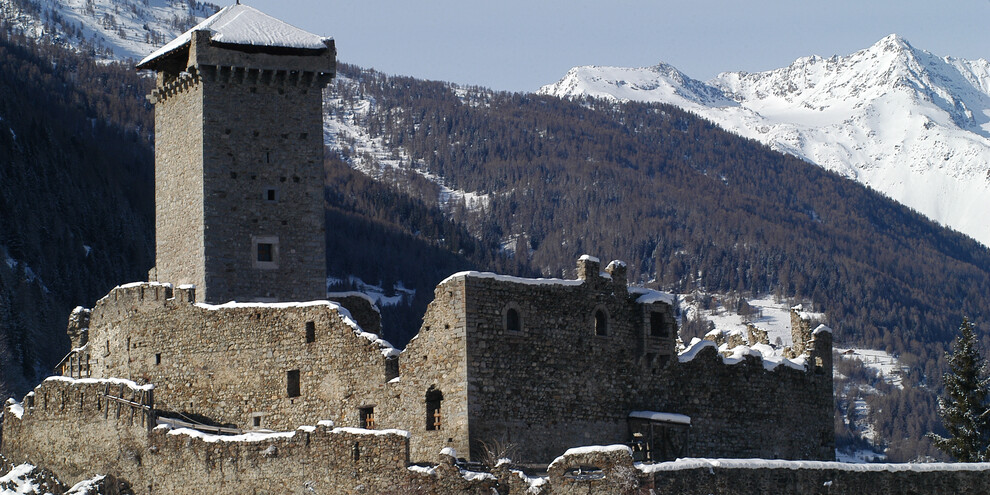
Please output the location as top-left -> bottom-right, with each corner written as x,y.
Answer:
506,307 -> 521,332
360,407 -> 375,429
253,416 -> 262,427
595,309 -> 608,336
305,321 -> 316,343
352,442 -> 360,462
257,243 -> 274,262
155,353 -> 161,365
426,387 -> 443,431
286,370 -> 300,397
265,188 -> 277,201
650,312 -> 669,337
385,357 -> 399,381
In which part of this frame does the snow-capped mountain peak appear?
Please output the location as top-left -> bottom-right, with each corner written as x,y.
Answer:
538,35 -> 990,247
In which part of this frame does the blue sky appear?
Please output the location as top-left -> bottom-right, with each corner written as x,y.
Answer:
248,0 -> 990,92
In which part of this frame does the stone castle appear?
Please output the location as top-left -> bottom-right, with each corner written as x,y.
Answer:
12,4 -> 983,494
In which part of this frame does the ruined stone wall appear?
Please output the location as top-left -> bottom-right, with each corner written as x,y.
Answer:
448,258 -> 677,463
0,378 -> 152,486
655,338 -> 834,460
434,257 -> 830,463
1,378 -> 497,494
84,283 -> 396,432
387,280 -> 472,463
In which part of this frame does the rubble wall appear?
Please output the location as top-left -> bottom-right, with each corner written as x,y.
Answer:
83,284 -> 396,431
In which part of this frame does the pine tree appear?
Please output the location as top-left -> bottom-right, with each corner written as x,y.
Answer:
929,318 -> 990,461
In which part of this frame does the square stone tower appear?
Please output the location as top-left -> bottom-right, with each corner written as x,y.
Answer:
137,5 -> 335,303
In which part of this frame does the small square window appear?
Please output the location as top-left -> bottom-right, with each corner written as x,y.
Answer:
265,188 -> 277,202
253,236 -> 279,269
257,243 -> 274,262
253,416 -> 261,427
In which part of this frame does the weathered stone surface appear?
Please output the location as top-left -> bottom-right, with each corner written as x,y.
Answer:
150,28 -> 333,304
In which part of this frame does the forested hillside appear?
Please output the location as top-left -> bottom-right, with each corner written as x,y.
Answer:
0,26 -> 154,395
327,63 -> 990,460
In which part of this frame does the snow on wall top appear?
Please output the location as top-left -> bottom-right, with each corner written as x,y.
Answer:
628,411 -> 691,425
629,287 -> 676,306
678,338 -> 807,371
45,375 -> 155,391
638,457 -> 990,473
439,271 -> 585,287
196,300 -> 399,358
138,4 -> 328,68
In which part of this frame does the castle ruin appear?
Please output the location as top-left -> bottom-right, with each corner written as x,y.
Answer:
1,5 -> 850,493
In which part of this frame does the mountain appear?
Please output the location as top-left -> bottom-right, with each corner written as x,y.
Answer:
539,34 -> 990,248
0,0 -> 218,61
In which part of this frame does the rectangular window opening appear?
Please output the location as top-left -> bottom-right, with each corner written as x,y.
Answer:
253,416 -> 262,427
305,321 -> 316,343
286,370 -> 301,397
650,312 -> 670,338
257,243 -> 274,262
360,406 -> 375,429
265,188 -> 277,202
155,353 -> 161,365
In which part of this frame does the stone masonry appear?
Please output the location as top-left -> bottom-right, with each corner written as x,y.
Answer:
139,10 -> 334,304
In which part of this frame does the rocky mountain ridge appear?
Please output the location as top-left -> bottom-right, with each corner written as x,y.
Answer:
539,34 -> 990,247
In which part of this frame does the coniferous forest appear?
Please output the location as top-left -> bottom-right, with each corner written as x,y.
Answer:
3,26 -> 990,460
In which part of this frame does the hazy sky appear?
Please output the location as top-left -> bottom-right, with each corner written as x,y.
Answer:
246,0 -> 990,92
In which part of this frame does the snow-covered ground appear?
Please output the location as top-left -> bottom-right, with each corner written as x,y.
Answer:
0,0 -> 218,62
540,34 -> 990,247
326,275 -> 415,308
678,294 -> 824,348
324,75 -> 491,214
836,348 -> 910,389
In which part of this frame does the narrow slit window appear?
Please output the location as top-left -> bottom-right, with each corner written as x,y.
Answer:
155,353 -> 161,365
595,309 -> 608,336
286,370 -> 301,397
305,321 -> 316,343
426,387 -> 443,431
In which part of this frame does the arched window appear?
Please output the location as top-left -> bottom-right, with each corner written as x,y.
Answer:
426,386 -> 444,431
504,304 -> 522,333
594,308 -> 608,336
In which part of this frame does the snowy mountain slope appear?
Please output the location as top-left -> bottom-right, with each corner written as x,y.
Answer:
539,35 -> 990,247
0,0 -> 218,61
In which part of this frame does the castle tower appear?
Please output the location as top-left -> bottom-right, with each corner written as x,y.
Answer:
137,5 -> 335,303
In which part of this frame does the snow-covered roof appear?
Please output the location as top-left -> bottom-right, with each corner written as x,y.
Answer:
138,4 -> 329,68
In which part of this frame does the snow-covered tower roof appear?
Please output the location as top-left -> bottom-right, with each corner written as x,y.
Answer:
137,4 -> 333,71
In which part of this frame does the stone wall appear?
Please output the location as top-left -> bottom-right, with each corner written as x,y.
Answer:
434,257 -> 831,463
152,67 -> 205,295
4,391 -> 987,495
388,281 -> 472,463
81,283 -> 397,432
0,378 -> 499,494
